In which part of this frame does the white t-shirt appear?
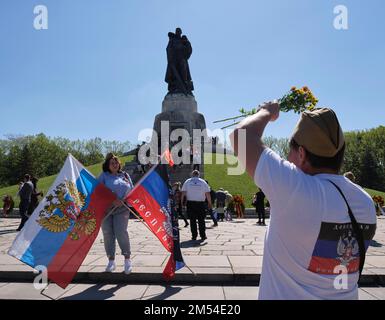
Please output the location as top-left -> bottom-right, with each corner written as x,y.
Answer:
182,177 -> 210,202
255,148 -> 377,300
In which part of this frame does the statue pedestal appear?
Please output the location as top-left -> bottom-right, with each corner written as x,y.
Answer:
161,94 -> 197,113
154,93 -> 206,136
153,93 -> 207,184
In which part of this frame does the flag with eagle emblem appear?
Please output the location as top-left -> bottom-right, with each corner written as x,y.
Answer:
8,154 -> 116,288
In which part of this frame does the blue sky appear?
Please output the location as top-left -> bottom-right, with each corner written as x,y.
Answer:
0,0 -> 384,145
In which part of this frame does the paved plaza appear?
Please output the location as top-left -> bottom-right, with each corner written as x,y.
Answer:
0,216 -> 385,299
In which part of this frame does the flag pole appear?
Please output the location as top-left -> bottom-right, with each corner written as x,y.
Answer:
184,264 -> 196,276
120,202 -> 195,275
39,280 -> 55,300
121,159 -> 191,278
120,201 -> 159,236
121,202 -> 196,275
101,206 -> 118,223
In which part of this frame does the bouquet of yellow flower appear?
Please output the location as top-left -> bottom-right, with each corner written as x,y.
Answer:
214,86 -> 318,129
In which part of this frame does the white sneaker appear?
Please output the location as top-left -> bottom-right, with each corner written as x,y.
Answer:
124,259 -> 132,274
105,260 -> 116,272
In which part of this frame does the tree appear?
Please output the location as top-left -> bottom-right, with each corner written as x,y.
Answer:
262,136 -> 289,159
102,140 -> 133,156
3,144 -> 36,185
0,149 -> 7,187
343,127 -> 385,191
29,134 -> 67,177
0,135 -> 130,187
359,149 -> 384,190
84,138 -> 104,165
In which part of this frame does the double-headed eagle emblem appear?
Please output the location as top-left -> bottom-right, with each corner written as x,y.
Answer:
337,230 -> 359,266
37,180 -> 97,240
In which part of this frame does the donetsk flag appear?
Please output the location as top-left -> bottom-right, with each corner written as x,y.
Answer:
308,222 -> 376,275
8,154 -> 116,288
125,163 -> 185,280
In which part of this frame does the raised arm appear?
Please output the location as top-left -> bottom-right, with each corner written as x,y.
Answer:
229,102 -> 280,178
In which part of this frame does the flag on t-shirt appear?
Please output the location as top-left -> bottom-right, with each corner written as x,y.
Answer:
8,154 -> 116,288
125,163 -> 184,279
308,222 -> 376,275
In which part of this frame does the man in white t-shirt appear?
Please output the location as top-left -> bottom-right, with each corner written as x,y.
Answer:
181,170 -> 212,241
230,103 -> 376,300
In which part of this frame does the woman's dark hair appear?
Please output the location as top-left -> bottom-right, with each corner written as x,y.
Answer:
289,138 -> 345,172
102,153 -> 122,173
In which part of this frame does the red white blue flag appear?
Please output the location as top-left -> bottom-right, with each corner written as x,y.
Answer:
8,154 -> 116,288
125,163 -> 185,280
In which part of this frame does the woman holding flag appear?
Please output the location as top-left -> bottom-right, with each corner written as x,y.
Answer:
98,153 -> 134,274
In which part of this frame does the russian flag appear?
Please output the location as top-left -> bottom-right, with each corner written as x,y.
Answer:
125,163 -> 185,280
8,154 -> 116,289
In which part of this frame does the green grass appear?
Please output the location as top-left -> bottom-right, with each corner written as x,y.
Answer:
204,153 -> 257,207
1,153 -> 384,208
364,188 -> 385,199
204,153 -> 385,207
0,156 -> 132,208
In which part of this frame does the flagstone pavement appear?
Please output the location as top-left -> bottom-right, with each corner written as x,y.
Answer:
0,217 -> 385,290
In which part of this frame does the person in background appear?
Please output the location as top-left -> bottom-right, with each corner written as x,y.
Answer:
16,174 -> 34,231
374,201 -> 385,216
224,190 -> 233,221
2,195 -> 14,217
172,182 -> 189,228
215,188 -> 227,222
27,176 -> 43,217
253,188 -> 266,226
98,153 -> 134,274
205,180 -> 218,227
193,147 -> 201,171
344,171 -> 356,183
181,170 -> 212,241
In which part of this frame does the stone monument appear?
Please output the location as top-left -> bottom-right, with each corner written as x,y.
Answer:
153,27 -> 207,184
